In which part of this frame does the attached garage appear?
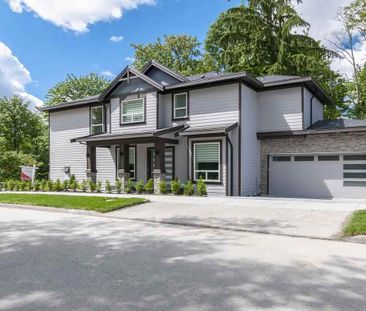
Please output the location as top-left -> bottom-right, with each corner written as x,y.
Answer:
269,154 -> 366,198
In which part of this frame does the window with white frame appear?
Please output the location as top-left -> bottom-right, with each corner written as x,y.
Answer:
91,106 -> 104,135
121,98 -> 144,124
116,146 -> 136,180
193,142 -> 220,182
173,93 -> 188,119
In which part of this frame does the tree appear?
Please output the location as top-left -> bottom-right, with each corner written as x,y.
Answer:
45,73 -> 110,106
132,35 -> 209,76
344,0 -> 366,41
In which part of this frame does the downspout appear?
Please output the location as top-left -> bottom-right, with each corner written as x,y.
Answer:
310,95 -> 314,127
226,134 -> 234,196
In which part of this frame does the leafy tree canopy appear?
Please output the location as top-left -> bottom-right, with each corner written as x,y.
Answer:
45,73 -> 110,106
132,35 -> 209,76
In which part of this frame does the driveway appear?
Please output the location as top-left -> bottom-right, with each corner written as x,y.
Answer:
109,195 -> 366,239
1,206 -> 366,311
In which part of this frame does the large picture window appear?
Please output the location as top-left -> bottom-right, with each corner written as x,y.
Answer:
173,93 -> 188,119
121,98 -> 144,124
193,142 -> 220,182
116,146 -> 136,180
91,106 -> 104,135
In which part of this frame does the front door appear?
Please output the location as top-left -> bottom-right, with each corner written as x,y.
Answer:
147,147 -> 175,182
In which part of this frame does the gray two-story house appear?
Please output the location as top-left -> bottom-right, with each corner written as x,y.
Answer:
40,61 -> 366,198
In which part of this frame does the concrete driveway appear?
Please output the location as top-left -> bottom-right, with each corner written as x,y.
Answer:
1,206 -> 366,311
109,195 -> 366,239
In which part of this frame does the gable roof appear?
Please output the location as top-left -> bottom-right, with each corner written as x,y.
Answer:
141,60 -> 187,82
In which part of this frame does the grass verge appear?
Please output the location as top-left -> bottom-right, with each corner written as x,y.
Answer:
343,210 -> 366,236
0,193 -> 147,213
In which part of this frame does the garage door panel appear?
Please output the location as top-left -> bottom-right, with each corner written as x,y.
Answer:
270,155 -> 366,199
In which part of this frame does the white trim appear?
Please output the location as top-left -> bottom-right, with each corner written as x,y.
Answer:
193,141 -> 221,182
121,98 -> 145,124
173,92 -> 188,119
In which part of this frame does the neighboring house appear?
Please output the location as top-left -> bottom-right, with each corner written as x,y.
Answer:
39,61 -> 366,198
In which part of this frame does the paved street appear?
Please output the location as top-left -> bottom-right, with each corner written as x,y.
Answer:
1,206 -> 366,311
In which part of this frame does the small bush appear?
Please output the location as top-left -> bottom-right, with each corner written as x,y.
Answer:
62,180 -> 69,191
69,180 -> 78,192
105,180 -> 112,193
40,179 -> 47,192
183,180 -> 194,196
115,179 -> 122,194
33,180 -> 41,191
24,181 -> 32,191
135,180 -> 145,194
69,174 -> 76,185
125,179 -> 134,194
96,181 -> 102,193
171,179 -> 181,195
159,180 -> 167,194
53,179 -> 63,192
197,177 -> 207,196
88,180 -> 96,193
144,178 -> 154,194
5,179 -> 16,191
80,180 -> 88,192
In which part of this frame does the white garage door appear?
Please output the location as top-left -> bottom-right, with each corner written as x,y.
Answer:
270,154 -> 366,199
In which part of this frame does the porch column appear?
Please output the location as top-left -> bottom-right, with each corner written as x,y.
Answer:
153,139 -> 166,194
118,144 -> 130,192
86,144 -> 97,183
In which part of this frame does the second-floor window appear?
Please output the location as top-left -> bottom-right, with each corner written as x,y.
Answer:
91,106 -> 104,135
121,98 -> 145,124
173,93 -> 188,119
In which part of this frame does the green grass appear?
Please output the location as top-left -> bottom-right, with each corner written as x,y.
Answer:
0,193 -> 147,213
343,210 -> 366,236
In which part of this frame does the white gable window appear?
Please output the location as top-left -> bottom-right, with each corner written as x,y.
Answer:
173,93 -> 188,119
193,142 -> 221,182
121,98 -> 145,124
91,106 -> 104,135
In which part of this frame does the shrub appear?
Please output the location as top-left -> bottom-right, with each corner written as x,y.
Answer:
171,178 -> 181,195
105,180 -> 112,193
69,174 -> 76,185
33,180 -> 41,191
197,177 -> 207,196
96,181 -> 102,193
183,180 -> 194,196
53,179 -> 63,192
88,180 -> 96,193
24,181 -> 32,191
135,180 -> 145,194
159,180 -> 167,194
115,179 -> 122,194
40,179 -> 47,192
5,179 -> 15,191
144,178 -> 154,194
69,180 -> 78,192
19,181 -> 27,191
80,180 -> 88,192
62,180 -> 69,191
125,179 -> 134,194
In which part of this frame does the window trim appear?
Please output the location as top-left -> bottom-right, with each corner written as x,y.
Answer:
192,140 -> 222,183
115,146 -> 137,180
172,92 -> 189,120
90,105 -> 105,135
120,97 -> 146,125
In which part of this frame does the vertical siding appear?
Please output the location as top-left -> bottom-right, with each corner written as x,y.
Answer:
241,84 -> 260,196
304,88 -> 324,128
110,92 -> 157,134
257,87 -> 303,132
158,84 -> 239,129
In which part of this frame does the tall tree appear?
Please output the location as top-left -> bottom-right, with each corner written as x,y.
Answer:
45,73 -> 110,106
344,0 -> 366,41
132,35 -> 209,76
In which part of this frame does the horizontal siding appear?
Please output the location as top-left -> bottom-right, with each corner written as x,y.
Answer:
258,87 -> 303,132
312,96 -> 324,124
159,84 -> 239,129
304,88 -> 324,129
110,92 -> 157,134
146,67 -> 180,86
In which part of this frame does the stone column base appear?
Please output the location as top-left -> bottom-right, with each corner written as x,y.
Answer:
153,170 -> 166,195
118,169 -> 130,193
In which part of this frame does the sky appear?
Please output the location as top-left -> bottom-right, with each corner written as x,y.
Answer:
0,0 -> 364,109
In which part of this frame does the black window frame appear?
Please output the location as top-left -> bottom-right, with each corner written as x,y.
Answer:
90,105 -> 105,135
172,92 -> 189,121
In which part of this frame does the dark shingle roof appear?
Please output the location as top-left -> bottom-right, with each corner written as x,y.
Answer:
310,119 -> 366,130
257,75 -> 302,84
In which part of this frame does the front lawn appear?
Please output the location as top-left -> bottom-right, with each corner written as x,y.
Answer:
343,210 -> 366,236
0,194 -> 147,213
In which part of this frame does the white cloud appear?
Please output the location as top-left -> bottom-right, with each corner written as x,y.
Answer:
110,35 -> 123,42
100,70 -> 115,78
0,42 -> 43,109
124,56 -> 135,63
6,0 -> 156,33
295,0 -> 366,77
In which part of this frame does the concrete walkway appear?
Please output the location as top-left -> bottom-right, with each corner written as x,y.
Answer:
1,191 -> 366,239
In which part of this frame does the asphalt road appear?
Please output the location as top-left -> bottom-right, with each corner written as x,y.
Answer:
0,206 -> 366,311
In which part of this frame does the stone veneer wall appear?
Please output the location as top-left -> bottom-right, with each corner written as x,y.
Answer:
260,132 -> 366,194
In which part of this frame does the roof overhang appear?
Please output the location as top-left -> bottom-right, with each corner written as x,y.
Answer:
141,60 -> 187,82
179,122 -> 238,137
